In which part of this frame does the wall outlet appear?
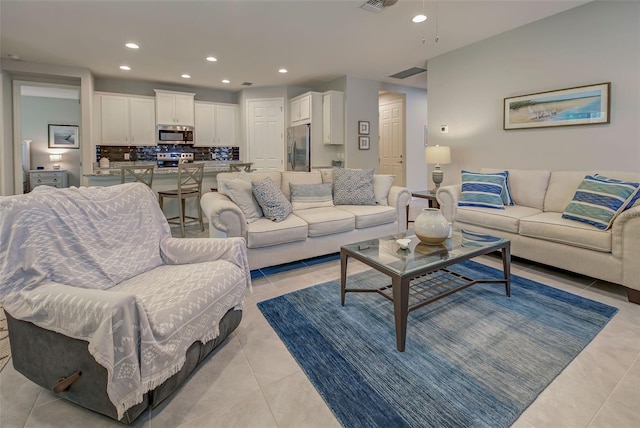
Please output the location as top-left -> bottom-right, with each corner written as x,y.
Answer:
124,153 -> 130,160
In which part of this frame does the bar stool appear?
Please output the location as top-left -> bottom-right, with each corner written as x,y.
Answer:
158,163 -> 205,237
120,165 -> 155,188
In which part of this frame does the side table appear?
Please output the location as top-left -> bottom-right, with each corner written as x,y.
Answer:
408,190 -> 439,228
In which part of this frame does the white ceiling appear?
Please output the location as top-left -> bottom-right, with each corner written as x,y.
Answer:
1,0 -> 589,91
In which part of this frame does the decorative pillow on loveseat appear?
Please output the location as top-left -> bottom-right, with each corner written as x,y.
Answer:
289,183 -> 334,210
562,174 -> 640,230
333,168 -> 376,205
252,178 -> 293,222
458,170 -> 508,209
219,177 -> 263,223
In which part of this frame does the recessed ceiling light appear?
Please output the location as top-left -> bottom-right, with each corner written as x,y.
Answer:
222,79 -> 230,84
125,42 -> 139,49
181,74 -> 191,79
119,65 -> 131,71
278,68 -> 288,74
206,56 -> 218,62
412,14 -> 427,23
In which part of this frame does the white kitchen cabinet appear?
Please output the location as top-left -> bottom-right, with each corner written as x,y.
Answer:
322,91 -> 344,145
289,91 -> 322,127
97,94 -> 156,146
154,89 -> 195,126
194,102 -> 239,146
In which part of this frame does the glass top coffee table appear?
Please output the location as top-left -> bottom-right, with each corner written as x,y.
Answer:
340,230 -> 511,352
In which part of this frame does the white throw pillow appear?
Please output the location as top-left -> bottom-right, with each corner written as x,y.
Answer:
220,178 -> 263,223
373,174 -> 395,205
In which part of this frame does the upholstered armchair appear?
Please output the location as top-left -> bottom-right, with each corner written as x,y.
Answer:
0,183 -> 251,423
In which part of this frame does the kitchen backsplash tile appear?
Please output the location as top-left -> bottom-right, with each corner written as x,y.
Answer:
96,145 -> 240,162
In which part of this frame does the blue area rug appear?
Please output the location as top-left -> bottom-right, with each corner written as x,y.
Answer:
257,260 -> 617,428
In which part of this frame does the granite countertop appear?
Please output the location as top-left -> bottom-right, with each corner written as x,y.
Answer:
84,161 -> 248,177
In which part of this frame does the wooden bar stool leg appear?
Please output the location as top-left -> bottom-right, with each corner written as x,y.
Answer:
179,198 -> 186,238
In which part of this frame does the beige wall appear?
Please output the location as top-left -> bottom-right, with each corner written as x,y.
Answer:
427,1 -> 640,187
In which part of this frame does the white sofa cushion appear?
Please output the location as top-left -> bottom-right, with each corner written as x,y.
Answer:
482,168 -> 550,210
336,205 -> 397,229
293,207 -> 355,237
519,212 -> 612,252
246,215 -> 308,248
281,171 -> 322,198
457,205 -> 542,234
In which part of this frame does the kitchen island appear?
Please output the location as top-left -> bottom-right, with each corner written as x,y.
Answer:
83,161 -> 250,219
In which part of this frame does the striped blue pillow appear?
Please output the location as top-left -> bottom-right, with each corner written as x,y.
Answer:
594,174 -> 640,211
562,175 -> 640,230
458,171 -> 505,210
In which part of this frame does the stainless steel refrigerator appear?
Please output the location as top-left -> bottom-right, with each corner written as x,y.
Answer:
287,124 -> 310,171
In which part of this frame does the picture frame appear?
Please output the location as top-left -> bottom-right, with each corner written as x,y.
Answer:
48,124 -> 79,148
503,82 -> 610,130
358,136 -> 370,150
358,120 -> 370,135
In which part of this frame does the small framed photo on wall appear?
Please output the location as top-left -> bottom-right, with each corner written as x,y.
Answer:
358,121 -> 370,135
48,124 -> 79,149
358,136 -> 370,150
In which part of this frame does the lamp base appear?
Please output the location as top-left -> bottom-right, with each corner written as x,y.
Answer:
432,170 -> 444,191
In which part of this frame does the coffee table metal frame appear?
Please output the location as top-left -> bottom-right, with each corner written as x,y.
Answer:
340,232 -> 511,352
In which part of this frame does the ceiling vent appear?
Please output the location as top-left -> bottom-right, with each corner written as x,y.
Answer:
389,67 -> 427,79
241,82 -> 253,86
360,0 -> 398,13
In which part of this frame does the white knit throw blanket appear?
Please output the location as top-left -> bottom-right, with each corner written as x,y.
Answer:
0,184 -> 250,418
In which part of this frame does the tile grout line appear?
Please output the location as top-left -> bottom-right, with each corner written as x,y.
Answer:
585,352 -> 640,427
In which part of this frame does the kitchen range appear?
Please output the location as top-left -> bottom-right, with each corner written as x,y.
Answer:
156,152 -> 194,168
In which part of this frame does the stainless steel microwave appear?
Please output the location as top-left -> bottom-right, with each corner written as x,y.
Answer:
157,125 -> 194,144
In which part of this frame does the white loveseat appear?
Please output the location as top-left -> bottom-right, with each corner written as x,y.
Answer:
437,169 -> 640,304
201,170 -> 411,270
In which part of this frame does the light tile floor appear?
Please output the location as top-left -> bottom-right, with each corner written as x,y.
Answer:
1,221 -> 639,428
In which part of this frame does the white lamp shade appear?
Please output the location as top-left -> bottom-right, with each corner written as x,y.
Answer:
49,154 -> 62,162
424,146 -> 451,165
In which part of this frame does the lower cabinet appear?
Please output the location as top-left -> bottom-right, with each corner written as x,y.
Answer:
30,170 -> 68,191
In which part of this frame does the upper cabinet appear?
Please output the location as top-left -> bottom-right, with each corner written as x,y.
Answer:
322,91 -> 344,145
194,102 -> 239,146
154,89 -> 195,126
290,91 -> 322,127
94,93 -> 156,146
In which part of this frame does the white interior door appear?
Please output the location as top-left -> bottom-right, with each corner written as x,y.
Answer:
379,99 -> 405,186
247,98 -> 284,171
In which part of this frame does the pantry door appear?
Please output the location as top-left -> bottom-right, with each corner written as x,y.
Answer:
379,98 -> 405,186
247,98 -> 284,171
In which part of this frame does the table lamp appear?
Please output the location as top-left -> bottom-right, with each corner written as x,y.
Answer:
424,145 -> 451,191
49,154 -> 62,170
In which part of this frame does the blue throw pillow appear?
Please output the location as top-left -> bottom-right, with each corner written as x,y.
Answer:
594,174 -> 640,211
562,175 -> 640,230
458,171 -> 506,210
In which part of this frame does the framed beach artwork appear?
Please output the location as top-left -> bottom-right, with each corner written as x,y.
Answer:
48,124 -> 79,148
503,82 -> 610,130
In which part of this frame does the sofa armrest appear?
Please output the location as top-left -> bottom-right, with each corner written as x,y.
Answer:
611,205 -> 640,289
436,185 -> 461,223
200,192 -> 246,238
388,186 -> 411,232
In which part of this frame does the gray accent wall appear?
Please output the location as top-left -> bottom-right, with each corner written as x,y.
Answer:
426,1 -> 640,187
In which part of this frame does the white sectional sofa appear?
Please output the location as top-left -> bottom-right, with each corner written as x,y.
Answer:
201,170 -> 411,270
437,169 -> 640,304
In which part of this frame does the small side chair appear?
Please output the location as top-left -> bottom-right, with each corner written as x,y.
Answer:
158,163 -> 205,237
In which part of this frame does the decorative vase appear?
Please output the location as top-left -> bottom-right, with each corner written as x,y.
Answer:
414,208 -> 449,245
